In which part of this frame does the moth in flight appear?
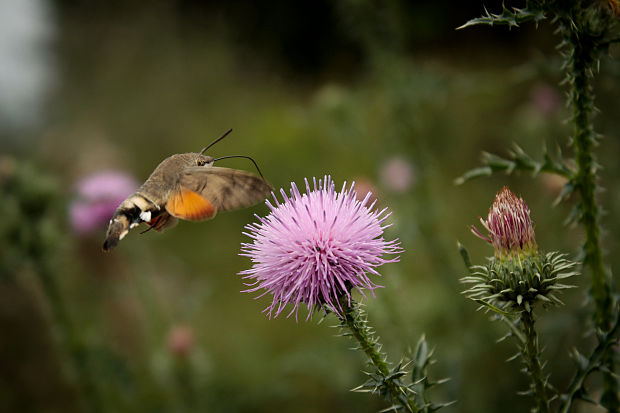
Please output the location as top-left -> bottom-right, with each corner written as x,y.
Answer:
102,129 -> 272,251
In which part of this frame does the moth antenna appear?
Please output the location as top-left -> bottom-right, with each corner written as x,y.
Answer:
212,155 -> 266,179
200,128 -> 233,155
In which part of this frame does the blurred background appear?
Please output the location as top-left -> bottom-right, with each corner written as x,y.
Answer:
2,0 -> 620,412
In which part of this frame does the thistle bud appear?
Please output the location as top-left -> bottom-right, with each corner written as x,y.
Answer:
471,187 -> 538,261
462,187 -> 576,311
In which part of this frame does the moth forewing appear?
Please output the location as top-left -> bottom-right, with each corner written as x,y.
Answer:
180,166 -> 273,212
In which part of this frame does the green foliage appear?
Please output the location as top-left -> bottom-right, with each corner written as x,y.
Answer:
0,157 -> 63,280
459,0 -> 620,411
0,158 -> 103,413
409,336 -> 454,413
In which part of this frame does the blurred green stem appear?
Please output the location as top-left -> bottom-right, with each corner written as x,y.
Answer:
37,265 -> 102,413
520,310 -> 550,413
173,357 -> 196,413
564,19 -> 618,410
339,296 -> 417,413
559,310 -> 620,413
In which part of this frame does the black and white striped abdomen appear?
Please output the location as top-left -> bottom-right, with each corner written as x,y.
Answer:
102,192 -> 160,251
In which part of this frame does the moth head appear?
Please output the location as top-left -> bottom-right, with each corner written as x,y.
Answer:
195,154 -> 215,167
198,129 -> 233,162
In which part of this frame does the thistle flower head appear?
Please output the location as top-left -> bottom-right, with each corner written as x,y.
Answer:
240,176 -> 402,321
471,187 -> 538,260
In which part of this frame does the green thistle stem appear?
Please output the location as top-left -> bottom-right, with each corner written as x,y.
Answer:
565,21 -> 618,410
568,31 -> 612,329
37,266 -> 102,413
339,296 -> 417,413
520,310 -> 550,413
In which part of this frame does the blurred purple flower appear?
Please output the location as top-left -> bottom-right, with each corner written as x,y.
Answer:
530,83 -> 560,117
353,177 -> 379,205
69,171 -> 137,235
379,156 -> 416,194
240,176 -> 402,321
167,325 -> 194,357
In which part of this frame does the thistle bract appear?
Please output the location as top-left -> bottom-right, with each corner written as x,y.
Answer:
240,176 -> 402,320
461,252 -> 577,310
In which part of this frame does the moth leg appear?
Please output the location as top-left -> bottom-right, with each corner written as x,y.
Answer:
142,212 -> 178,232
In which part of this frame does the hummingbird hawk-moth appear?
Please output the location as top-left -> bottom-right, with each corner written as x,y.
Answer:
102,130 -> 272,251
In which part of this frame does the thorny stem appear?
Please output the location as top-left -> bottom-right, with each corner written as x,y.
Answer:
339,295 -> 418,413
564,19 -> 618,411
567,30 -> 612,330
37,266 -> 102,413
520,310 -> 550,413
559,312 -> 620,413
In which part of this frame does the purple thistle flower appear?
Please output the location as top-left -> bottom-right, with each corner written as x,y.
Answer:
69,170 -> 137,235
239,176 -> 402,321
471,186 -> 538,260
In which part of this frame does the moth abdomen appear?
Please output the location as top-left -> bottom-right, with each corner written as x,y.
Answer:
102,193 -> 159,252
102,214 -> 131,252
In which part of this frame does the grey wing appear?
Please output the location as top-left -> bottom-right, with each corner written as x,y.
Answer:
180,166 -> 273,212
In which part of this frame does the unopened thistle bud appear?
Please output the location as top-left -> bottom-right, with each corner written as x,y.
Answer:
462,187 -> 576,311
471,187 -> 538,260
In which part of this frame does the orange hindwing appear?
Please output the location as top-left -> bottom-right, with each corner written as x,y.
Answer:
166,188 -> 217,221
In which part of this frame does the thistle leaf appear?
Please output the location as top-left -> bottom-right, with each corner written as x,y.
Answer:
457,4 -> 546,30
473,299 -> 512,316
455,144 -> 571,185
457,242 -> 473,271
453,166 -> 492,185
570,348 -> 589,371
